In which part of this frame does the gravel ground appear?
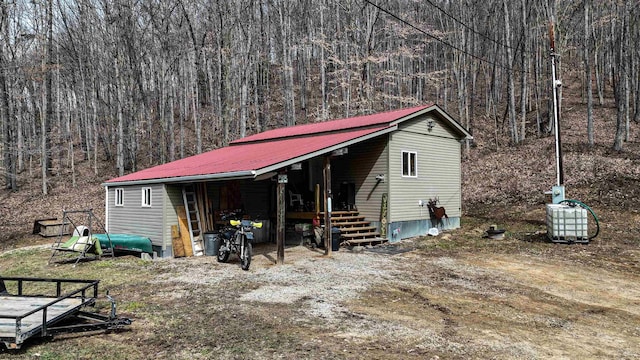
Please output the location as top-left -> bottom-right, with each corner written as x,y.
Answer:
153,244 -> 406,320
3,237 -> 638,359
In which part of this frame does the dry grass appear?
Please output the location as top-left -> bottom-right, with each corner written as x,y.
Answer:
2,70 -> 640,358
1,215 -> 639,359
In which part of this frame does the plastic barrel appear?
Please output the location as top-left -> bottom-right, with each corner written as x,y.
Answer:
204,232 -> 220,256
331,227 -> 341,251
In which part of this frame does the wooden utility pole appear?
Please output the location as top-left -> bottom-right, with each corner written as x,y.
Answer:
276,173 -> 286,264
323,156 -> 332,256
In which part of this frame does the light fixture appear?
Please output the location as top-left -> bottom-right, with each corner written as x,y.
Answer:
331,148 -> 348,156
290,163 -> 302,170
427,119 -> 435,131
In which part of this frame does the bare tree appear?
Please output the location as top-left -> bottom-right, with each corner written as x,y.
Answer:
583,0 -> 594,147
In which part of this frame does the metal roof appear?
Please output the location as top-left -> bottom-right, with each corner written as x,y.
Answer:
104,104 -> 472,186
232,105 -> 430,144
104,125 -> 393,186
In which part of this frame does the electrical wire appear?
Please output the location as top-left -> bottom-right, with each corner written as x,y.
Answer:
421,0 -> 521,52
362,0 -> 520,73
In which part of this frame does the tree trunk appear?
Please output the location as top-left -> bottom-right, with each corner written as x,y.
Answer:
116,55 -> 125,176
0,0 -> 16,190
520,0 -> 528,141
279,2 -> 296,126
584,0 -> 594,147
503,0 -> 518,144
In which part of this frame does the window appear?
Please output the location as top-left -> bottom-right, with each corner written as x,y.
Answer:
142,187 -> 152,207
115,188 -> 124,206
402,151 -> 417,177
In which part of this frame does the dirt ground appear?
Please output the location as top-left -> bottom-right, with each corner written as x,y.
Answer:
1,208 -> 638,360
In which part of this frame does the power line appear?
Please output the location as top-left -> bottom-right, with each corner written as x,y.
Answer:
421,0 -> 521,52
363,0 -> 518,72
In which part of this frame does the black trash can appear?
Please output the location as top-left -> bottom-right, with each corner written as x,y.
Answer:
204,231 -> 220,256
331,227 -> 341,251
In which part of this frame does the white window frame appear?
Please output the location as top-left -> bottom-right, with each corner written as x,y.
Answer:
115,188 -> 124,207
141,187 -> 152,207
401,151 -> 418,178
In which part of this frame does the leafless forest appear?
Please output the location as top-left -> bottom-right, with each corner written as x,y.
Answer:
0,0 -> 638,193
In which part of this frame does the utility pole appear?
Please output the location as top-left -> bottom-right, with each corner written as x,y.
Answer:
549,21 -> 563,186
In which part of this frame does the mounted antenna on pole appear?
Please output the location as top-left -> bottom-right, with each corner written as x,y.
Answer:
549,21 -> 565,203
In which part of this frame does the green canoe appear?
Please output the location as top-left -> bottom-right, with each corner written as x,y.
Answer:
93,233 -> 153,254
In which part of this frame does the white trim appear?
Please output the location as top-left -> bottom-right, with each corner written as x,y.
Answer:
105,187 -> 109,232
102,170 -> 256,187
115,188 -> 124,207
390,104 -> 473,140
401,150 -> 418,178
141,187 -> 152,207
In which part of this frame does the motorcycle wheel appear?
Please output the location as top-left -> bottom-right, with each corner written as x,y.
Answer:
217,244 -> 230,263
241,242 -> 252,271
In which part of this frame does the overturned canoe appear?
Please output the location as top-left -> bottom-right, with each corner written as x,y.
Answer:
93,233 -> 153,254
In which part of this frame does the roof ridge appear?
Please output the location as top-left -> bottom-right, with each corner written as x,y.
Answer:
232,104 -> 430,145
229,123 -> 391,146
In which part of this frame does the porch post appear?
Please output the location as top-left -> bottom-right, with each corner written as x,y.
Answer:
276,173 -> 286,264
323,156 -> 332,256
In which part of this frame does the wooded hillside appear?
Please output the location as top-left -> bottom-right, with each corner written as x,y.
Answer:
0,0 -> 638,194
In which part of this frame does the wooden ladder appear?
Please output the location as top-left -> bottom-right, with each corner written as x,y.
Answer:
182,185 -> 204,256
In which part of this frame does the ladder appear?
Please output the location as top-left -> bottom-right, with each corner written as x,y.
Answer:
182,185 -> 204,256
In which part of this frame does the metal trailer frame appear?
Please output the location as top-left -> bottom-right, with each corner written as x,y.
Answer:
0,277 -> 131,350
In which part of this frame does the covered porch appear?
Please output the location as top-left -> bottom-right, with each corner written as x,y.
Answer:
169,148 -> 387,259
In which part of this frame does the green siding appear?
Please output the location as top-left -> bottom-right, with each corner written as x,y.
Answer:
388,114 -> 462,222
331,136 -> 389,222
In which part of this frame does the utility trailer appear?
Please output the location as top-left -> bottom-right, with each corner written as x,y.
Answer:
0,277 -> 131,350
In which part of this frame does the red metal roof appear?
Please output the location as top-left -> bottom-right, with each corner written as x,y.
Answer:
103,104 -> 464,185
232,105 -> 430,144
105,125 -> 390,184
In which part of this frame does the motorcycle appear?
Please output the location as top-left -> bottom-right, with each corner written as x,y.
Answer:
217,218 -> 262,271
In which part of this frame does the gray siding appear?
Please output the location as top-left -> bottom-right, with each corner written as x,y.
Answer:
388,113 -> 462,222
331,136 -> 389,222
106,184 -> 165,247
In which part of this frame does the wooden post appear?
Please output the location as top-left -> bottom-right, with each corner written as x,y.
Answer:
323,156 -> 332,256
276,174 -> 286,264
